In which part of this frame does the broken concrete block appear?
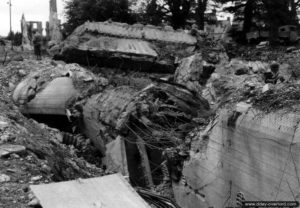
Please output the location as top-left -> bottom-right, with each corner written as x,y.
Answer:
262,84 -> 271,93
52,21 -> 197,72
0,120 -> 8,130
28,198 -> 40,207
174,53 -> 214,92
30,176 -> 43,182
82,81 -> 210,187
236,102 -> 252,113
286,46 -> 297,53
175,53 -> 202,84
13,64 -> 101,116
229,59 -> 250,75
0,144 -> 26,157
30,174 -> 151,208
256,41 -> 269,48
104,136 -> 129,176
0,174 -> 11,183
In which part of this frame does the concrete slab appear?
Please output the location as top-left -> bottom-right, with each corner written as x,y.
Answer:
0,144 -> 26,157
30,174 -> 151,208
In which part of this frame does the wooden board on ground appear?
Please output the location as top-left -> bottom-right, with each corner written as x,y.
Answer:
30,174 -> 151,208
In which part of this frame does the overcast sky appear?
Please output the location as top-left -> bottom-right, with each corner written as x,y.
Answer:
0,0 -> 65,36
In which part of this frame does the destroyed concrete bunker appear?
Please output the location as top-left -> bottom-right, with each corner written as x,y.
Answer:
12,51 -> 212,191
13,71 -> 211,188
51,21 -> 197,73
11,23 -> 300,206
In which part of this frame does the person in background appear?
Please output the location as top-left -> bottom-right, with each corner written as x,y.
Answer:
32,31 -> 42,60
264,61 -> 285,84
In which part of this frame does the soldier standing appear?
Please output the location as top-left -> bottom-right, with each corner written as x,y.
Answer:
32,31 -> 42,60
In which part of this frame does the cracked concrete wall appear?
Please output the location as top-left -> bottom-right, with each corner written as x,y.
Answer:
174,109 -> 300,208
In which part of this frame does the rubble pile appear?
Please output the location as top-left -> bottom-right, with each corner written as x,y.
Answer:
82,80 -> 211,188
10,52 -> 213,199
253,83 -> 300,112
4,18 -> 300,207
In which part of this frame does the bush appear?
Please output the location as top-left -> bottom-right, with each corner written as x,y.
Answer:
6,31 -> 22,46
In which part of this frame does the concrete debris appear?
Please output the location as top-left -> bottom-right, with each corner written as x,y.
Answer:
0,144 -> 26,157
286,46 -> 297,53
13,63 -> 103,115
235,102 -> 252,113
137,188 -> 181,208
0,174 -> 11,183
174,53 -> 217,98
104,136 -> 129,176
72,21 -> 196,45
262,84 -> 271,93
30,174 -> 151,208
51,21 -> 197,72
230,59 -> 250,75
3,14 -> 300,208
31,176 -> 43,182
0,120 -> 8,129
28,198 -> 41,207
82,81 -> 210,187
256,41 -> 269,48
174,53 -> 203,92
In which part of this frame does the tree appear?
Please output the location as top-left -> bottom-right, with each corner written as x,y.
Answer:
6,31 -> 22,46
144,0 -> 165,25
262,0 -> 298,41
166,0 -> 193,29
64,0 -> 135,35
139,0 -> 194,28
133,0 -> 210,29
195,0 -> 209,30
218,0 -> 299,43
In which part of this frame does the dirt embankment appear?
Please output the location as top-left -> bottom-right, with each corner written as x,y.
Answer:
0,58 -> 104,208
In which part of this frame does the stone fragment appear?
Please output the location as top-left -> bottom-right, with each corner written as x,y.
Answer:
0,144 -> 26,157
0,174 -> 11,183
31,176 -> 43,182
28,198 -> 40,207
286,46 -> 297,53
262,84 -> 270,93
236,102 -> 252,113
18,69 -> 27,76
0,121 -> 8,130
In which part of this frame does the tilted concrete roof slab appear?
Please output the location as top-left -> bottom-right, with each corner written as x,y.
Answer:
75,21 -> 197,45
80,37 -> 158,58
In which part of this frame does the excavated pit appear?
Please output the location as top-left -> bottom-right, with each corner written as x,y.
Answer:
26,114 -> 73,133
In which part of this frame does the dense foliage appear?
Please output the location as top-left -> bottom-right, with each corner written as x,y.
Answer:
7,31 -> 22,46
63,0 -> 136,35
63,0 -> 300,43
218,0 -> 299,42
63,0 -> 211,33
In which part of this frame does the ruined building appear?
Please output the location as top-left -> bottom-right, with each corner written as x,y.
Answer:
49,0 -> 62,42
21,14 -> 31,50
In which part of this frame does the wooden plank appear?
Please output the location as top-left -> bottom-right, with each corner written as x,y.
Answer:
30,174 -> 151,208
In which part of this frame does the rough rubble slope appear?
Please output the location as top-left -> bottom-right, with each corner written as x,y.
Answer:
0,58 -> 104,208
